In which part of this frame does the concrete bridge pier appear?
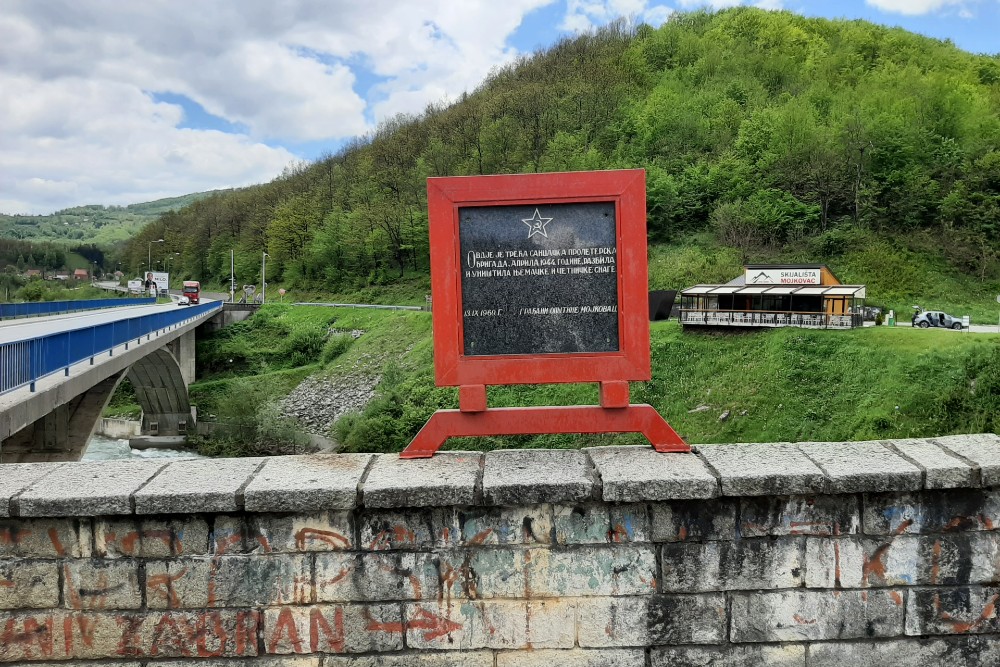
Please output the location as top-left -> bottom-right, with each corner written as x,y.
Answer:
0,372 -> 124,463
166,329 -> 196,386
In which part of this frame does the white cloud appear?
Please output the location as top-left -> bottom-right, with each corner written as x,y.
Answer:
561,0 -> 676,31
0,0 -> 555,214
674,0 -> 744,8
864,0 -> 970,15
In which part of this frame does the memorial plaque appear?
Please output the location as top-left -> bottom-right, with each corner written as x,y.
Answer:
459,202 -> 619,356
403,169 -> 688,458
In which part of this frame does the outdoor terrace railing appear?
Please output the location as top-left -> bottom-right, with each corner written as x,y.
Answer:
0,300 -> 221,395
680,309 -> 863,329
0,297 -> 155,320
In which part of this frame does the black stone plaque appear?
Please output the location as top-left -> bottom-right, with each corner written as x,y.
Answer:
459,202 -> 619,356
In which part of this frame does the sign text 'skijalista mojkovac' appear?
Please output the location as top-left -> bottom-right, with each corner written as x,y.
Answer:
401,169 -> 689,458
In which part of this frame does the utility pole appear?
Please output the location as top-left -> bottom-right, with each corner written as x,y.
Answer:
230,249 -> 235,303
261,251 -> 268,305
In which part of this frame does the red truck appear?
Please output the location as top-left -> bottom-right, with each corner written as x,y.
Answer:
182,280 -> 201,304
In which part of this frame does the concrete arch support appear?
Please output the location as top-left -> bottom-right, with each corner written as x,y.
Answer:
127,347 -> 194,437
0,371 -> 125,463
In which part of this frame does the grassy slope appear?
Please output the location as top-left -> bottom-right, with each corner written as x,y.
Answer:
136,227 -> 1000,451
179,302 -> 999,453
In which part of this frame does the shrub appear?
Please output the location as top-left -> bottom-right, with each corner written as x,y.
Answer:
321,334 -> 353,363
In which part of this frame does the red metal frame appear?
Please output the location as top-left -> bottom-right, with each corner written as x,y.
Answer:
402,169 -> 689,458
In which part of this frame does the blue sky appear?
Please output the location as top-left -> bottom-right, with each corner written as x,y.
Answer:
1,0 -> 997,215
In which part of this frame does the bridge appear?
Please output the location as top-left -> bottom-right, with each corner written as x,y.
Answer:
0,298 -> 228,463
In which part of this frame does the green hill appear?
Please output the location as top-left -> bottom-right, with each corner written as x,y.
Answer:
0,191 -> 224,245
119,8 -> 999,305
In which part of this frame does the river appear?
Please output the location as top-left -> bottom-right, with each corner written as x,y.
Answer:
82,435 -> 203,461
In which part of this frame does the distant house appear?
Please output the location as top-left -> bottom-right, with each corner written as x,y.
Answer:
24,269 -> 41,278
55,273 -> 69,281
679,264 -> 866,330
73,268 -> 89,280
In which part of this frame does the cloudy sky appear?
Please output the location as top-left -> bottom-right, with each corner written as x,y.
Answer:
2,0 -> 997,215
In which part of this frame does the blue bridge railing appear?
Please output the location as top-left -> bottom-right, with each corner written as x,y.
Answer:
0,297 -> 155,320
0,301 -> 222,395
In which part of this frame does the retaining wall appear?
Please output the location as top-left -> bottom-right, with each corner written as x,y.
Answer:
2,434 -> 1000,665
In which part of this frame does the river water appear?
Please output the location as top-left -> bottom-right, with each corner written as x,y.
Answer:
82,435 -> 203,461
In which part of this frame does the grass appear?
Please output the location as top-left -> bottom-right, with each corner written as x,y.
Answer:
105,227 -> 1000,455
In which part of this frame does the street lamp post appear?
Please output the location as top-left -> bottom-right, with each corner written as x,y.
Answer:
261,252 -> 269,304
148,239 -> 164,272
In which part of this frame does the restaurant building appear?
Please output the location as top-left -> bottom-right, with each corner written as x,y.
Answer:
679,265 -> 866,329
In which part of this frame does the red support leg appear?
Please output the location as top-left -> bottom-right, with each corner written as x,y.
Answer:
400,405 -> 689,458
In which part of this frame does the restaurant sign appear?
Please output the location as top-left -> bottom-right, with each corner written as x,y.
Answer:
746,268 -> 821,285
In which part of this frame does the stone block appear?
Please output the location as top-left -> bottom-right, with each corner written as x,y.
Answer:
483,449 -> 595,505
497,648 -> 645,667
0,462 -> 63,517
459,505 -> 553,546
243,453 -> 373,512
155,660 -> 318,667
0,517 -> 81,557
883,438 -> 976,489
932,433 -> 1000,486
250,512 -> 354,552
805,533 -> 1000,589
533,545 -> 657,597
404,600 -> 544,651
94,517 -> 209,558
263,604 -> 403,654
661,537 -> 803,592
0,609 -> 260,660
863,489 -> 1000,535
740,494 -> 860,537
325,654 -> 494,667
798,441 -> 921,494
577,595 -> 725,647
586,447 -> 718,501
0,560 -> 59,609
650,498 -> 736,542
905,586 -> 1000,635
696,443 -> 825,496
809,636 -> 999,667
646,593 -> 727,645
359,508 -> 459,551
316,551 -> 440,602
133,457 -> 266,514
576,596 -> 648,647
651,644 -> 806,667
730,589 -> 905,642
439,548 -> 526,599
362,452 -> 481,508
16,460 -> 166,516
62,560 -> 141,610
146,554 -> 312,609
213,515 -> 251,554
553,503 -> 648,545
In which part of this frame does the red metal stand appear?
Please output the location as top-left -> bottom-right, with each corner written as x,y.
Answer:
403,170 -> 690,459
401,383 -> 689,458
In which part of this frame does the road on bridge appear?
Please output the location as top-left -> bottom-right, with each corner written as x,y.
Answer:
0,298 -> 217,344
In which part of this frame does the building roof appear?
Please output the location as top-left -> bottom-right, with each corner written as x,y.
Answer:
681,284 -> 866,298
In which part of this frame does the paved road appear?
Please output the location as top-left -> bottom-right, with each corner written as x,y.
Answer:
0,299 -> 215,344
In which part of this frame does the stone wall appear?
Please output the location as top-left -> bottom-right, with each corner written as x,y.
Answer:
2,433 -> 1000,666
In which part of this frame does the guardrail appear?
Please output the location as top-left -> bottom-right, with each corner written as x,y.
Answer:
0,301 -> 222,395
0,297 -> 155,320
680,310 -> 864,329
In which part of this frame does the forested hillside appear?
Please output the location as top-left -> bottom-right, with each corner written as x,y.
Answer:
122,8 -> 1000,294
1,191 -> 219,245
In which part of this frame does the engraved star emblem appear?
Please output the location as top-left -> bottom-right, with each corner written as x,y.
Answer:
522,208 -> 553,239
